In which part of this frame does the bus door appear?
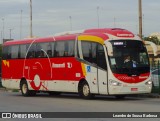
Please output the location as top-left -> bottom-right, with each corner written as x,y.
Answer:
97,44 -> 108,94
80,39 -> 108,95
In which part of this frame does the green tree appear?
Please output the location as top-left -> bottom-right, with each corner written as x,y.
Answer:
143,36 -> 160,45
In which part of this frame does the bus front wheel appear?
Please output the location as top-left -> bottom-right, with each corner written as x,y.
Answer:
79,81 -> 93,99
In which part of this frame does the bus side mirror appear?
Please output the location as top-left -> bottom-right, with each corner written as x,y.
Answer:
105,41 -> 113,56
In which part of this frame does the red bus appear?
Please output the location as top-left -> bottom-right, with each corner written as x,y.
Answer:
2,28 -> 152,99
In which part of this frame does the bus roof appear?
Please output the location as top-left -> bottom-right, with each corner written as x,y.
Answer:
84,28 -> 135,38
3,35 -> 78,46
3,28 -> 136,46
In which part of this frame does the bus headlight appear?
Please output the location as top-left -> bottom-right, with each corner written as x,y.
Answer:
145,80 -> 152,85
110,80 -> 122,86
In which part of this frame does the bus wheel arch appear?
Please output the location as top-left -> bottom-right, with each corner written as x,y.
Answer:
20,78 -> 36,97
78,79 -> 94,99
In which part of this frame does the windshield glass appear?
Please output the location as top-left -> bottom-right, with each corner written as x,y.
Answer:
108,40 -> 150,75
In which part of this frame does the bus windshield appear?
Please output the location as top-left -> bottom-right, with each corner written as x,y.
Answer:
108,40 -> 150,75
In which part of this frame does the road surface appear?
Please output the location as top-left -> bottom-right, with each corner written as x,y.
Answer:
0,90 -> 160,121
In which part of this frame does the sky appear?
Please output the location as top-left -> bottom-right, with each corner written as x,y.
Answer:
0,0 -> 160,42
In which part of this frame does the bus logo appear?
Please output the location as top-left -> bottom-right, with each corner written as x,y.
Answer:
67,63 -> 72,68
3,60 -> 10,67
52,63 -> 65,68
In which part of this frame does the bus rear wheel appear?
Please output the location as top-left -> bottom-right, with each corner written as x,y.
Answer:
79,81 -> 93,99
20,80 -> 36,96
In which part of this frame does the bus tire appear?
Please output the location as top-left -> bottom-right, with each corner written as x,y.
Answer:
20,80 -> 36,97
79,81 -> 93,99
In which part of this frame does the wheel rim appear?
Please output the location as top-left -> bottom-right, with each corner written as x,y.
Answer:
83,84 -> 89,96
22,83 -> 27,94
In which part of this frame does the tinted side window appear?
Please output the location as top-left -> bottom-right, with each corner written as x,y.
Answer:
81,41 -> 107,70
65,41 -> 74,57
97,44 -> 107,70
54,40 -> 74,57
2,46 -> 11,59
36,42 -> 53,58
81,41 -> 92,62
27,44 -> 36,58
20,44 -> 29,58
11,45 -> 19,59
91,42 -> 97,64
81,41 -> 97,64
54,41 -> 65,57
76,41 -> 80,58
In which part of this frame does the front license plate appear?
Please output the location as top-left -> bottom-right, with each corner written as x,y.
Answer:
131,88 -> 138,91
